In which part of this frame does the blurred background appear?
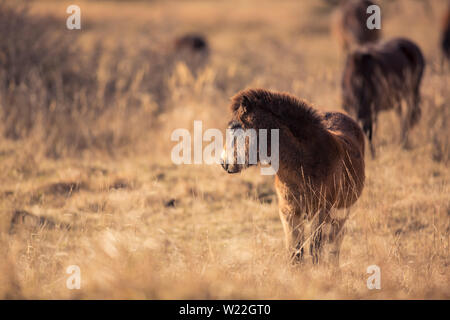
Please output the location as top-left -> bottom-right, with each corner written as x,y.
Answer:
0,0 -> 448,299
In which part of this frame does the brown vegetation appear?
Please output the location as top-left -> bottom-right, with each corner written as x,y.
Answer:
0,0 -> 448,299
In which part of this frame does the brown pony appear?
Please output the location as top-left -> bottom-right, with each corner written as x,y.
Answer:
173,33 -> 210,74
342,37 -> 425,157
220,89 -> 365,265
332,0 -> 381,52
442,6 -> 450,63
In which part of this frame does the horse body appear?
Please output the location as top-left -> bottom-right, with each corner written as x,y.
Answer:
173,33 -> 210,74
442,7 -> 450,62
332,0 -> 381,52
342,37 -> 425,156
221,89 -> 365,265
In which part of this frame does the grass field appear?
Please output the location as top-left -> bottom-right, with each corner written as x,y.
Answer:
0,0 -> 448,299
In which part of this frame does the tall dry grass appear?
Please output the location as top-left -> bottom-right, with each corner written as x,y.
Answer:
0,0 -> 448,299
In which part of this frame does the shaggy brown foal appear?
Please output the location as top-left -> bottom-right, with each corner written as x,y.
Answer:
442,6 -> 450,63
342,37 -> 425,157
173,33 -> 209,74
220,89 -> 365,265
332,0 -> 381,52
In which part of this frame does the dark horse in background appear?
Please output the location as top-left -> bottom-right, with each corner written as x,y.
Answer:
341,38 -> 425,157
442,6 -> 450,64
173,33 -> 210,74
332,0 -> 381,53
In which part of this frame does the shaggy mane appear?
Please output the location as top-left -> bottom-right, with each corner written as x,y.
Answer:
230,88 -> 324,129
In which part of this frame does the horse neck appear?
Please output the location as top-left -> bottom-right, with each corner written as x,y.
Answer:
245,106 -> 338,183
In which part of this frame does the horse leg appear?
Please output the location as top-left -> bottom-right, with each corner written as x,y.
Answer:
396,101 -> 408,146
362,119 -> 375,158
401,100 -> 411,148
316,209 -> 349,267
279,209 -> 306,264
401,93 -> 420,149
410,85 -> 422,127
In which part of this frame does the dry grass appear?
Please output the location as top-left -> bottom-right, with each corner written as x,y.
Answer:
0,0 -> 448,299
